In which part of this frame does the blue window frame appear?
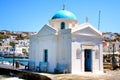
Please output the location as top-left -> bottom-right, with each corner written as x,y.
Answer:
44,49 -> 48,62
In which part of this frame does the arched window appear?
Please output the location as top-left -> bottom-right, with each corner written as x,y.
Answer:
61,22 -> 65,29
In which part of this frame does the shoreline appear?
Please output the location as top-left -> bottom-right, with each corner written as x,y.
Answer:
0,56 -> 28,58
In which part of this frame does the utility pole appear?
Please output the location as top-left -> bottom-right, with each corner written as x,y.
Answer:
98,10 -> 101,30
112,43 -> 116,70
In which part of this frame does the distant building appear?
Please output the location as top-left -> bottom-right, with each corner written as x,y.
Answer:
102,40 -> 120,54
115,40 -> 120,52
102,32 -> 116,40
15,45 -> 29,56
29,9 -> 103,74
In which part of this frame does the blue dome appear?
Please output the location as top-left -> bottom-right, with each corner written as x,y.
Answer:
52,10 -> 77,20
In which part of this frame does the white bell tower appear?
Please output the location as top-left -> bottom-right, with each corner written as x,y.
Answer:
49,7 -> 78,31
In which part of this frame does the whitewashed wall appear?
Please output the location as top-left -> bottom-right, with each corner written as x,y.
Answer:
29,34 -> 57,72
57,29 -> 72,72
71,35 -> 103,74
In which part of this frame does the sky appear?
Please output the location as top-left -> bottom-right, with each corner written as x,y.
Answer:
0,0 -> 120,33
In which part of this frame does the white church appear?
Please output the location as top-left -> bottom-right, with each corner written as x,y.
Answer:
29,8 -> 103,74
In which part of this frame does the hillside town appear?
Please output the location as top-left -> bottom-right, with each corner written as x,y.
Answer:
0,30 -> 36,57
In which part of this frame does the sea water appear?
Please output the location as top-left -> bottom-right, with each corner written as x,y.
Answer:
0,57 -> 29,65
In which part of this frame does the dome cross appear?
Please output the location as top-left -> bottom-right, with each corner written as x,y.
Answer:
86,17 -> 88,23
62,4 -> 65,10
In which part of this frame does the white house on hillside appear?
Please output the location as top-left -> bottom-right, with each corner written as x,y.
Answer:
29,8 -> 103,74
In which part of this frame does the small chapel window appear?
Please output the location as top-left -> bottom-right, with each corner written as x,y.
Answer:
61,22 -> 65,29
44,49 -> 48,62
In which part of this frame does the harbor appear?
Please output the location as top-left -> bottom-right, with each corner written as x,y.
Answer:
0,57 -> 28,65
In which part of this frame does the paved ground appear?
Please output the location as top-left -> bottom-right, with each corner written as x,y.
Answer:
0,75 -> 23,80
41,69 -> 120,80
0,69 -> 120,80
1,63 -> 120,80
